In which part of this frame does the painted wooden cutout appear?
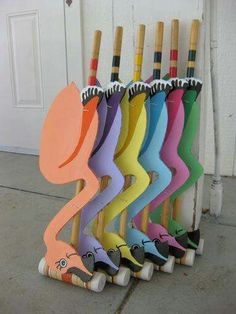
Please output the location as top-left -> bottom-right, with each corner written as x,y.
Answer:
74,27 -> 130,286
77,84 -> 123,276
133,22 -> 186,260
86,28 -> 135,278
38,31 -> 111,291
114,24 -> 168,271
170,20 -> 204,252
67,30 -> 122,278
116,81 -> 168,266
149,20 -> 193,262
116,23 -> 171,267
93,26 -> 148,274
152,21 -> 203,258
96,25 -> 151,274
39,81 -> 102,282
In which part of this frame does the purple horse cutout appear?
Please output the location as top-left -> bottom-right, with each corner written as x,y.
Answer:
78,82 -> 125,276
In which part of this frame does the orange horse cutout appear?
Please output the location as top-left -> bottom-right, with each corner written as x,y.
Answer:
38,31 -> 106,291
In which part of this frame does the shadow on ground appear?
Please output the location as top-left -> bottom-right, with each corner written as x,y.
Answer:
0,152 -> 236,314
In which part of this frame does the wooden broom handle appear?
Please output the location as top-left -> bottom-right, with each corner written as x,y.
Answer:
153,21 -> 164,80
169,19 -> 179,78
88,30 -> 102,86
187,19 -> 200,77
119,175 -> 132,238
70,31 -> 102,247
133,24 -> 146,82
111,26 -> 123,82
70,180 -> 85,248
161,198 -> 170,229
172,197 -> 182,221
140,172 -> 153,233
95,176 -> 110,240
71,175 -> 108,247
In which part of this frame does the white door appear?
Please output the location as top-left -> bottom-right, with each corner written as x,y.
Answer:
0,0 -> 68,154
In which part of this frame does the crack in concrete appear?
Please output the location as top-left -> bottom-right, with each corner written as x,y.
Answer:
115,279 -> 139,314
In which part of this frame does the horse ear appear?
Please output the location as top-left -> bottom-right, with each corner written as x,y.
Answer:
39,82 -> 83,183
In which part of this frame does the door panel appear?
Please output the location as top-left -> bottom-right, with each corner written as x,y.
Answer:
0,0 -> 67,153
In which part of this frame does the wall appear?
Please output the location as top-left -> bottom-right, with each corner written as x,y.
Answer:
204,0 -> 236,176
65,0 -> 205,230
77,0 -> 204,87
67,0 -> 236,177
2,0 -> 235,176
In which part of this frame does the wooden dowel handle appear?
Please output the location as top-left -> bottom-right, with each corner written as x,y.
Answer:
133,24 -> 146,82
111,26 -> 123,82
171,19 -> 179,51
169,19 -> 179,78
172,197 -> 182,221
88,30 -> 102,86
70,180 -> 85,249
136,24 -> 145,53
91,30 -> 102,60
119,175 -> 132,238
113,26 -> 123,56
189,19 -> 200,51
161,198 -> 170,229
187,19 -> 200,77
119,210 -> 128,239
140,172 -> 153,233
96,176 -> 110,240
153,21 -> 164,80
155,22 -> 164,52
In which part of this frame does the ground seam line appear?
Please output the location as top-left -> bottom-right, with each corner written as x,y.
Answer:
114,279 -> 139,314
0,184 -> 70,201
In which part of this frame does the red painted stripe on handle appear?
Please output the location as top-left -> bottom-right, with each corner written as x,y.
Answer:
88,76 -> 96,86
90,58 -> 98,71
169,67 -> 177,78
88,58 -> 98,85
170,49 -> 178,60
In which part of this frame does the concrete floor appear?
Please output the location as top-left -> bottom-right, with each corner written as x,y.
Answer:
0,151 -> 236,314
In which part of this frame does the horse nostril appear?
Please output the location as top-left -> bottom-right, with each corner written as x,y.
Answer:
67,267 -> 93,283
155,241 -> 169,258
107,249 -> 121,268
145,241 -> 168,266
169,246 -> 185,259
82,254 -> 95,274
95,261 -> 119,277
130,245 -> 145,264
187,229 -> 200,247
175,232 -> 188,249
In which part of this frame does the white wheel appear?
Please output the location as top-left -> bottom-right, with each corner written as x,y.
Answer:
176,249 -> 195,267
114,266 -> 131,286
131,261 -> 154,281
39,257 -> 106,292
196,238 -> 204,256
159,255 -> 175,273
90,272 -> 106,292
106,267 -> 131,286
38,257 -> 46,275
184,249 -> 195,266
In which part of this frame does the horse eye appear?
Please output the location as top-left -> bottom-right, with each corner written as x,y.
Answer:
132,244 -> 140,250
108,249 -> 115,253
87,252 -> 93,258
59,258 -> 67,268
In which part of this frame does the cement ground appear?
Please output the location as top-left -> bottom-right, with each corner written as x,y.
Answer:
0,152 -> 235,314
